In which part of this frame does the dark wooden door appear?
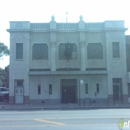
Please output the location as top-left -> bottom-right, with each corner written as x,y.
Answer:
61,85 -> 76,103
113,85 -> 120,101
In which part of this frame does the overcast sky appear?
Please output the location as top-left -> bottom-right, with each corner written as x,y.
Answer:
0,0 -> 130,68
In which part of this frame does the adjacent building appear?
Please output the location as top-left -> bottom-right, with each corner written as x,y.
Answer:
7,16 -> 130,104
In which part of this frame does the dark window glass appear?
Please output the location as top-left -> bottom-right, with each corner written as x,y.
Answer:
59,44 -> 65,59
128,83 -> 130,97
38,84 -> 41,95
112,42 -> 120,58
126,44 -> 130,71
87,43 -> 103,59
113,78 -> 123,101
59,43 -> 77,60
96,84 -> 99,94
85,84 -> 88,94
16,43 -> 23,59
49,84 -> 52,94
17,80 -> 23,86
32,44 -> 48,59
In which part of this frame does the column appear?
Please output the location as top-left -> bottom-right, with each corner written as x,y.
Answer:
50,42 -> 56,71
50,32 -> 57,71
80,42 -> 86,71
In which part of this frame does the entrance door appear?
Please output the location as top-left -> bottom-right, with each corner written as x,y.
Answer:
113,85 -> 120,101
62,85 -> 76,103
15,87 -> 24,104
113,78 -> 123,102
61,79 -> 77,103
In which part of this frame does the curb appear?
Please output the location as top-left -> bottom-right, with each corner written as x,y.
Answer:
0,106 -> 130,110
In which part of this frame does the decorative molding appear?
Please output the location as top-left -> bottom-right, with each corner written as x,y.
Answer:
50,42 -> 56,48
50,33 -> 56,41
50,16 -> 56,29
78,15 -> 85,29
80,33 -> 85,41
80,41 -> 86,48
12,33 -> 25,39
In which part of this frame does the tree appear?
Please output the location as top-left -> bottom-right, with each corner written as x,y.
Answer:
0,68 -> 4,86
0,42 -> 9,58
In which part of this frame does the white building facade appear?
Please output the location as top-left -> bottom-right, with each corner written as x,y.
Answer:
7,16 -> 129,104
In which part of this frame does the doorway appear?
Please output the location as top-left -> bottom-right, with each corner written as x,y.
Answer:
113,78 -> 123,102
61,79 -> 77,103
15,87 -> 24,104
113,85 -> 120,101
14,80 -> 24,104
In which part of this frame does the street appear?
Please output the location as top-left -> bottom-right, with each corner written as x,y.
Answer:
0,109 -> 130,130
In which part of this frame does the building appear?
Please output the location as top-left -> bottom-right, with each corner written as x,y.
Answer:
7,16 -> 129,104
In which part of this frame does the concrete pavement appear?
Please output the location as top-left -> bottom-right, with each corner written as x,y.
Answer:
0,109 -> 130,130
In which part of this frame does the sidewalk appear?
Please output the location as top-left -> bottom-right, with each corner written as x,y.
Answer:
0,102 -> 130,110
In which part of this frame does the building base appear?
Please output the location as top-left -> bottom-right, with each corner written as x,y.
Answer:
123,94 -> 128,103
9,96 -> 15,104
108,94 -> 114,105
24,96 -> 30,104
29,99 -> 60,104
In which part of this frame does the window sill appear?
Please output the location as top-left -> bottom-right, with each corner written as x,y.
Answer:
59,59 -> 78,61
112,58 -> 120,59
32,59 -> 48,61
15,59 -> 23,61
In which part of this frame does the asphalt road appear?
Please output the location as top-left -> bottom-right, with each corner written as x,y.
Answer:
0,109 -> 130,130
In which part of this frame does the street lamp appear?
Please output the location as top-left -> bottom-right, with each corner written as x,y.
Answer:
79,79 -> 84,106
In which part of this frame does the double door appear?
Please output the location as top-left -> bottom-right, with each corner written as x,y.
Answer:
62,85 -> 76,103
61,79 -> 77,103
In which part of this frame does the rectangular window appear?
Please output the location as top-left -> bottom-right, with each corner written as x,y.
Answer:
16,80 -> 23,87
96,84 -> 99,94
16,43 -> 23,59
32,44 -> 48,60
128,83 -> 130,97
112,42 -> 120,58
49,84 -> 52,94
126,44 -> 130,71
85,84 -> 88,94
59,43 -> 77,60
38,84 -> 41,95
87,43 -> 103,59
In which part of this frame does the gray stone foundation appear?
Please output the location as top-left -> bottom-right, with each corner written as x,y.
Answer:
29,99 -> 60,104
9,96 -> 15,104
79,98 -> 108,106
123,94 -> 128,103
24,96 -> 30,104
108,94 -> 114,105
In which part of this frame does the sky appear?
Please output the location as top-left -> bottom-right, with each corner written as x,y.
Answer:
0,0 -> 130,68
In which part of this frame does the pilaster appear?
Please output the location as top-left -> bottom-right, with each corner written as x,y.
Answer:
9,96 -> 15,104
50,33 -> 56,71
80,42 -> 86,71
24,96 -> 30,104
79,32 -> 86,71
